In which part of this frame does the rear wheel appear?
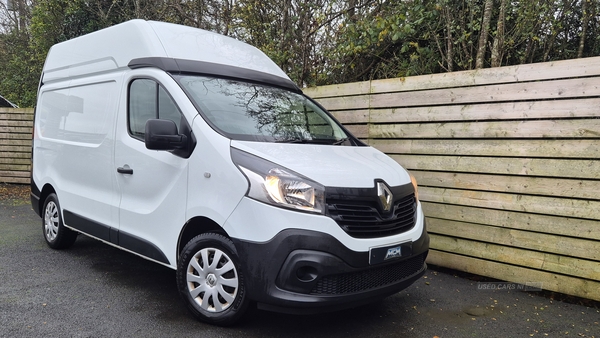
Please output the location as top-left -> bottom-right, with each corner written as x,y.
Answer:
42,193 -> 77,249
176,233 -> 249,326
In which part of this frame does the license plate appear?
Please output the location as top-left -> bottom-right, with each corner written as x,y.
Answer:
369,242 -> 412,265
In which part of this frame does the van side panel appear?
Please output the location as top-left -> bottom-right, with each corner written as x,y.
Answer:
184,117 -> 249,228
34,77 -> 120,232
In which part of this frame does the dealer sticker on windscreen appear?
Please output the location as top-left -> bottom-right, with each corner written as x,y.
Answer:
369,242 -> 412,265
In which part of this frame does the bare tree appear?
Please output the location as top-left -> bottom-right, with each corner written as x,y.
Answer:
491,0 -> 506,67
0,0 -> 33,33
475,0 -> 493,69
578,0 -> 590,58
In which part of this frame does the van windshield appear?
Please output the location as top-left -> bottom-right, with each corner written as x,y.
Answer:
175,75 -> 350,144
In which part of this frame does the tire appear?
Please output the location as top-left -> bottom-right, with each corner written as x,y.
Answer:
176,233 -> 249,326
42,193 -> 78,249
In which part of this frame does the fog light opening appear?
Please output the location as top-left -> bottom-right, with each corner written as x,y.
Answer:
296,266 -> 318,282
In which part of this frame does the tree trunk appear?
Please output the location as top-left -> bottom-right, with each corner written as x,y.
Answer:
348,0 -> 357,21
543,1 -> 567,62
542,32 -> 556,62
445,7 -> 453,72
578,0 -> 590,58
17,0 -> 26,32
475,0 -> 493,69
458,8 -> 472,69
222,0 -> 232,36
521,37 -> 532,64
490,0 -> 506,67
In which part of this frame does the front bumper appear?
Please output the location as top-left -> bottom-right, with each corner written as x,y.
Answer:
231,221 -> 429,314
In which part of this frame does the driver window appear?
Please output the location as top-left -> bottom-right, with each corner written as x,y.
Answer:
129,79 -> 182,139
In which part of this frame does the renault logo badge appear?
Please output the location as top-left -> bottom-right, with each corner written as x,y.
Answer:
377,182 -> 393,212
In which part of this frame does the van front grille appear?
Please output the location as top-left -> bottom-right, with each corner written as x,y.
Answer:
327,192 -> 416,238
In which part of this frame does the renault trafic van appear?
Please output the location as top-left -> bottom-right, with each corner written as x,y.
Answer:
31,19 -> 429,325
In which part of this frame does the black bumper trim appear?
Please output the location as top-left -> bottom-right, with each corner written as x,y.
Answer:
231,222 -> 429,313
30,180 -> 41,217
63,210 -> 170,264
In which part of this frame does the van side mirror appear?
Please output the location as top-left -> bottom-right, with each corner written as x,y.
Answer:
145,119 -> 188,150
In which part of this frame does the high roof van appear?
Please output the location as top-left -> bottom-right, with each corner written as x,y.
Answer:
30,19 -> 429,325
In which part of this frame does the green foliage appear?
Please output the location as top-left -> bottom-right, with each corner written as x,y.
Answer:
233,0 -> 338,87
1,0 -> 600,107
0,29 -> 39,107
329,1 -> 442,82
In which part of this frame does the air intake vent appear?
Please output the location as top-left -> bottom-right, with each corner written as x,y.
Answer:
311,253 -> 426,295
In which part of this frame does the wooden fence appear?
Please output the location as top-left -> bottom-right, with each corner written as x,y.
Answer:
304,57 -> 600,301
0,108 -> 33,184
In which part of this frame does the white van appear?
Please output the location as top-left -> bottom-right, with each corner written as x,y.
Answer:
30,20 -> 429,325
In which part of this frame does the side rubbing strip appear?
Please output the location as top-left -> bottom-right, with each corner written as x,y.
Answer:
118,232 -> 170,264
64,210 -> 110,241
63,210 -> 170,264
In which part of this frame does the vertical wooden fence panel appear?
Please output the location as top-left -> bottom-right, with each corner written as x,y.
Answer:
0,108 -> 34,184
305,56 -> 600,301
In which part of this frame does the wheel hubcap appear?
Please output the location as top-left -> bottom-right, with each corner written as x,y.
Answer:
206,273 -> 217,287
186,247 -> 239,313
44,201 -> 59,242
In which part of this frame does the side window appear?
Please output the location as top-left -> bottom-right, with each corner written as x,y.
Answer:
128,79 -> 182,139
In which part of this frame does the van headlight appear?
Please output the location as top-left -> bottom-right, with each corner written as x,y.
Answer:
409,173 -> 419,201
231,148 -> 325,214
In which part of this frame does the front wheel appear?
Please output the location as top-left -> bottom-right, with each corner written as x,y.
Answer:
176,233 -> 249,326
42,193 -> 77,249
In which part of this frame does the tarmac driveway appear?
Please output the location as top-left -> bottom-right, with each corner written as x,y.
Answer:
0,196 -> 598,338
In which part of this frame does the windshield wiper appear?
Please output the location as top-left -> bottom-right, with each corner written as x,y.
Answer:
275,139 -> 309,144
332,138 -> 350,145
276,138 -> 337,144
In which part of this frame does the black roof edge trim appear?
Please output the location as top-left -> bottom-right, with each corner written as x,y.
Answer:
128,57 -> 302,93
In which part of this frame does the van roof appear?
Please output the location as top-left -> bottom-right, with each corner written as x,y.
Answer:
42,20 -> 297,91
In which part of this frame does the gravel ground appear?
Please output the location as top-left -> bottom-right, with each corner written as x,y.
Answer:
0,184 -> 598,338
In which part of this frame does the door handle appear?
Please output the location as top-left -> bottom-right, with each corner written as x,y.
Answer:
117,166 -> 133,175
